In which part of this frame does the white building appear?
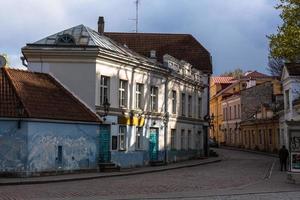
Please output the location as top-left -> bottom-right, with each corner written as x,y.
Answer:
22,17 -> 212,168
281,63 -> 300,173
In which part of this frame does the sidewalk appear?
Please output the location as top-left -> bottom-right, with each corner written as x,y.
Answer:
220,146 -> 278,158
0,157 -> 221,186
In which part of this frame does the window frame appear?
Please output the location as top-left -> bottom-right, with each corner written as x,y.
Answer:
135,83 -> 144,109
150,86 -> 158,112
181,93 -> 186,116
119,79 -> 128,108
100,75 -> 110,105
119,126 -> 127,151
172,90 -> 177,114
135,127 -> 143,150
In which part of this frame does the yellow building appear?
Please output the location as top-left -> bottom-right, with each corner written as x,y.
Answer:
210,71 -> 282,145
240,104 -> 280,153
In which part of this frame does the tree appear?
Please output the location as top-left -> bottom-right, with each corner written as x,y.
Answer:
268,0 -> 300,62
267,56 -> 285,77
0,53 -> 9,67
221,68 -> 244,78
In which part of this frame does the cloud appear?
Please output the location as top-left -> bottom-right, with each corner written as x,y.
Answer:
0,0 -> 281,74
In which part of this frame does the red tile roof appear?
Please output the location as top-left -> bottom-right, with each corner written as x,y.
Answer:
211,76 -> 235,84
105,32 -> 212,73
243,71 -> 269,78
0,67 -> 101,123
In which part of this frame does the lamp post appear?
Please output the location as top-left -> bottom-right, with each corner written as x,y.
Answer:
101,98 -> 110,121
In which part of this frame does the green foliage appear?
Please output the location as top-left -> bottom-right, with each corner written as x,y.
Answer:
221,68 -> 244,78
268,0 -> 300,62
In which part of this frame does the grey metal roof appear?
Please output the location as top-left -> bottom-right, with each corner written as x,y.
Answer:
30,25 -> 156,64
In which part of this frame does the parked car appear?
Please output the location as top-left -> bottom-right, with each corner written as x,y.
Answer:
208,138 -> 219,148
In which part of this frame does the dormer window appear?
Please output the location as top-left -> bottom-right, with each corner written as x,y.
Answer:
56,34 -> 75,45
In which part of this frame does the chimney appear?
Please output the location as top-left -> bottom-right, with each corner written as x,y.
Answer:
98,16 -> 105,35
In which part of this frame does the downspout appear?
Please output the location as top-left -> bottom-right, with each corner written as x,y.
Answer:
164,76 -> 169,163
205,73 -> 211,157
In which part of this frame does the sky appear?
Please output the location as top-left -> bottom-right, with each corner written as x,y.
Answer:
0,0 -> 282,75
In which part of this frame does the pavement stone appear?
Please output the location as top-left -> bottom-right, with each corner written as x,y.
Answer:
0,157 -> 221,186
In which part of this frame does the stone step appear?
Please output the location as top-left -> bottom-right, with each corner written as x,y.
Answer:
149,160 -> 165,166
98,162 -> 120,172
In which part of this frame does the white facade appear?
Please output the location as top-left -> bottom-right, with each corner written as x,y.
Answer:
22,24 -> 210,167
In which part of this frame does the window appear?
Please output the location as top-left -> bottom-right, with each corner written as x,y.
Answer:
223,108 -> 226,120
188,95 -> 192,117
285,89 -> 290,110
238,104 -> 241,118
181,129 -> 185,150
172,90 -> 177,114
136,127 -> 143,150
136,83 -> 144,109
234,105 -> 237,119
181,93 -> 186,116
259,130 -> 262,144
119,80 -> 128,107
198,97 -> 202,118
56,34 -> 75,45
252,130 -> 255,144
100,76 -> 110,105
112,136 -> 118,150
269,129 -> 272,145
119,126 -> 127,150
171,129 -> 176,150
188,130 -> 192,149
57,145 -> 63,164
229,106 -> 232,120
150,86 -> 158,111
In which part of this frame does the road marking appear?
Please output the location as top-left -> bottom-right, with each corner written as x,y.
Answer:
264,159 -> 276,180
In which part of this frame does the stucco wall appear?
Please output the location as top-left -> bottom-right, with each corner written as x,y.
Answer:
27,121 -> 99,173
0,120 -> 28,173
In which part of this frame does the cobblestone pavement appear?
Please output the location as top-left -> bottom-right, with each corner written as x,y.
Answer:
0,149 -> 299,200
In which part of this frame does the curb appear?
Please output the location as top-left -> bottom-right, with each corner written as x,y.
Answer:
0,158 -> 221,186
220,146 -> 278,158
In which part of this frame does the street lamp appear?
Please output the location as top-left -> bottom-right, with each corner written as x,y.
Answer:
101,98 -> 110,121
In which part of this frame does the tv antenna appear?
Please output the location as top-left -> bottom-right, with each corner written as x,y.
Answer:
130,0 -> 140,33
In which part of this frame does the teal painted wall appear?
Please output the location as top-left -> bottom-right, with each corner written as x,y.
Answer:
0,120 -> 28,173
27,121 -> 100,173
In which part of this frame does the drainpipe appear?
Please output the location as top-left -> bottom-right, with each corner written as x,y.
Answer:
205,74 -> 211,157
164,76 -> 169,163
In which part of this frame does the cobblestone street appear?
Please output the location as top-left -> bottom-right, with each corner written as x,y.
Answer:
0,149 -> 299,200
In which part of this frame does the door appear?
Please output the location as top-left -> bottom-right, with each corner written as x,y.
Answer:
99,125 -> 111,163
149,128 -> 159,161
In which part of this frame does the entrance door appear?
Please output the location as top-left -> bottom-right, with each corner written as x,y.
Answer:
149,128 -> 159,161
99,125 -> 111,163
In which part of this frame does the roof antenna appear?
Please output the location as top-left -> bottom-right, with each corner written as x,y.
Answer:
130,0 -> 140,33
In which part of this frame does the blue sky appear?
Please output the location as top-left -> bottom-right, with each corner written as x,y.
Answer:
0,0 -> 281,75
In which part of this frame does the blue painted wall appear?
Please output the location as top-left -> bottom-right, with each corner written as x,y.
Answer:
27,121 -> 100,173
0,120 -> 28,173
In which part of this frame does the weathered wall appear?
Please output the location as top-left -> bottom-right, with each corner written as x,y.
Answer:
27,121 -> 99,173
0,120 -> 28,173
241,82 -> 273,121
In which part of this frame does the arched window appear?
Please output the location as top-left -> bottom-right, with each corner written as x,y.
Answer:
56,34 -> 75,45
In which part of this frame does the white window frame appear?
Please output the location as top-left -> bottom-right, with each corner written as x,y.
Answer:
171,129 -> 176,150
119,79 -> 128,108
119,126 -> 127,151
181,93 -> 186,116
172,90 -> 177,114
136,127 -> 143,150
188,95 -> 192,117
198,97 -> 202,119
150,86 -> 158,112
135,83 -> 144,109
100,75 -> 110,105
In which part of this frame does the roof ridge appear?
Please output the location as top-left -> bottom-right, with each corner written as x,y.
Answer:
2,68 -> 30,117
105,32 -> 192,36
